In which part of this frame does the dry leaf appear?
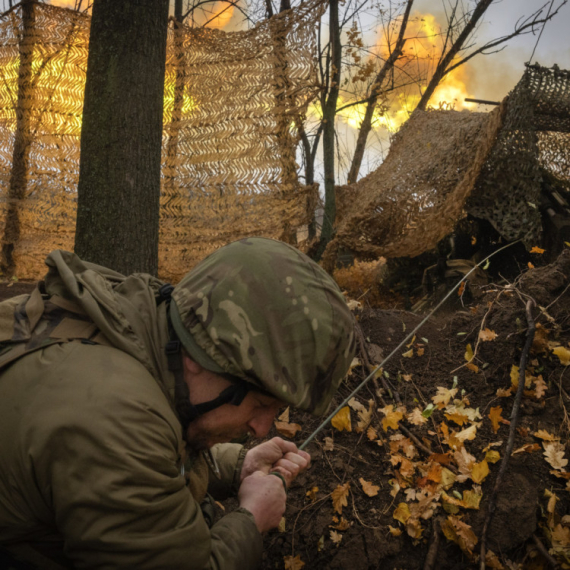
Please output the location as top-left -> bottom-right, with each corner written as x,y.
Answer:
485,450 -> 501,464
416,347 -> 425,357
380,405 -> 404,432
479,328 -> 498,342
331,407 -> 352,432
388,525 -> 402,536
407,408 -> 428,425
306,486 -> 319,502
534,429 -> 559,441
330,530 -> 343,546
471,236 -> 477,245
346,299 -> 362,311
323,437 -> 334,451
274,421 -> 302,438
278,407 -> 290,422
471,459 -> 490,484
356,400 -> 374,433
432,387 -> 458,409
534,375 -> 547,398
330,516 -> 350,531
496,387 -> 513,398
512,443 -> 541,454
463,487 -> 483,510
402,374 -> 412,382
466,362 -> 479,373
402,348 -> 414,358
485,550 -> 505,569
528,262 -> 535,269
441,515 -> 478,554
553,346 -> 570,366
445,412 -> 469,426
284,555 -> 305,570
489,406 -> 503,434
456,424 -> 478,442
465,343 -> 474,362
331,482 -> 350,514
278,517 -> 286,532
530,246 -> 545,254
458,282 -> 466,297
348,398 -> 366,413
367,426 -> 379,441
543,441 -> 568,471
359,478 -> 380,497
393,502 -> 411,524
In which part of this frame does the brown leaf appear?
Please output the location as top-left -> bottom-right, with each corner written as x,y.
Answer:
329,530 -> 343,546
331,407 -> 352,432
380,405 -> 404,432
488,406 -> 503,434
359,478 -> 380,497
407,407 -> 427,426
512,443 -> 541,455
496,387 -> 513,398
543,441 -> 568,471
388,525 -> 402,536
479,328 -> 498,342
274,421 -> 302,438
456,424 -> 478,442
530,246 -> 545,254
278,407 -> 290,422
445,412 -> 469,426
366,426 -> 379,441
441,515 -> 478,554
306,486 -> 318,502
323,437 -> 334,451
355,400 -> 374,433
331,482 -> 350,514
330,516 -> 351,531
534,375 -> 547,398
284,555 -> 305,570
416,347 -> 425,357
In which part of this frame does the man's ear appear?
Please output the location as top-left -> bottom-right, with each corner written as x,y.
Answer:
182,353 -> 203,376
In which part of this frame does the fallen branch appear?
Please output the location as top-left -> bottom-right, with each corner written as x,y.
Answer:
532,534 -> 561,569
479,299 -> 536,570
423,518 -> 442,570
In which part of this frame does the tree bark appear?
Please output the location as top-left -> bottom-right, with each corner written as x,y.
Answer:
346,0 -> 413,184
417,0 -> 493,111
74,0 -> 169,275
314,0 -> 341,260
1,0 -> 35,276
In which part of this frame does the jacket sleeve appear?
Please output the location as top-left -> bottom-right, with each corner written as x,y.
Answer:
207,443 -> 246,500
29,343 -> 263,570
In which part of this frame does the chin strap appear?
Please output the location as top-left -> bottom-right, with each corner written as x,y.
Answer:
158,284 -> 250,435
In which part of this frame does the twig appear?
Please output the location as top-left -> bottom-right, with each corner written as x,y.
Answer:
532,534 -> 561,569
423,518 -> 442,570
479,299 -> 536,570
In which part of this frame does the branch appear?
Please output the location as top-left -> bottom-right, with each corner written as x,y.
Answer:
479,299 -> 536,570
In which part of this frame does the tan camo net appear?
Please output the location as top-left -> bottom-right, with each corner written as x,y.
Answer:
0,1 -> 322,281
325,64 -> 570,264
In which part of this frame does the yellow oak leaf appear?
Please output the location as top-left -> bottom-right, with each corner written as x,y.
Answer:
488,406 -> 503,434
543,441 -> 568,471
479,328 -> 498,342
393,502 -> 411,524
306,486 -> 319,502
331,482 -> 350,514
274,421 -> 302,438
463,487 -> 483,509
485,450 -> 501,464
445,412 -> 469,426
329,530 -> 343,546
534,429 -> 559,441
471,459 -> 490,484
380,405 -> 404,432
530,246 -> 545,254
284,555 -> 305,570
331,406 -> 352,432
432,387 -> 458,409
553,346 -> 570,366
359,478 -> 380,497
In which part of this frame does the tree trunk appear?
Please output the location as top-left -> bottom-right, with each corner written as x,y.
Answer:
417,0 -> 493,111
314,0 -> 341,260
1,0 -> 35,276
74,0 -> 169,275
347,0 -> 413,184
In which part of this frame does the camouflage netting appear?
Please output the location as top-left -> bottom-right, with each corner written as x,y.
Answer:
326,64 -> 570,265
0,1 -> 322,281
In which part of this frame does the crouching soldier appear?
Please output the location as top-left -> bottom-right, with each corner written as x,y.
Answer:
0,238 -> 356,569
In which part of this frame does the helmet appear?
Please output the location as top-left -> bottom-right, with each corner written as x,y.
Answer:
170,237 -> 356,416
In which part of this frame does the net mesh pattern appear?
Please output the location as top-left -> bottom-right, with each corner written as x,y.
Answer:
0,1 -> 322,280
325,64 -> 570,264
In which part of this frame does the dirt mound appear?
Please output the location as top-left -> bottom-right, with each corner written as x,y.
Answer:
260,251 -> 570,570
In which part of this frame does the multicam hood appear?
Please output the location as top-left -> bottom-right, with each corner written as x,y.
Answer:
171,238 -> 356,416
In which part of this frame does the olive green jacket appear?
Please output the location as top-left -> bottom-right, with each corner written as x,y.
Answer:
0,251 -> 262,569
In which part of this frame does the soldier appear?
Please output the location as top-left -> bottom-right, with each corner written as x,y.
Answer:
0,237 -> 356,569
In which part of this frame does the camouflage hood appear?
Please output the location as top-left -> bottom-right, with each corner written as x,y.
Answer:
33,250 -> 175,399
171,238 -> 356,416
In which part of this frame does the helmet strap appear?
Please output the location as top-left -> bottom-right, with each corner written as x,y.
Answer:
164,305 -> 250,436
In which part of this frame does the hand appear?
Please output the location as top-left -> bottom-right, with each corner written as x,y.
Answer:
238,471 -> 287,533
241,437 -> 311,486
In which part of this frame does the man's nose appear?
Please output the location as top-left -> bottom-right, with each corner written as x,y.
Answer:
247,409 -> 276,438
